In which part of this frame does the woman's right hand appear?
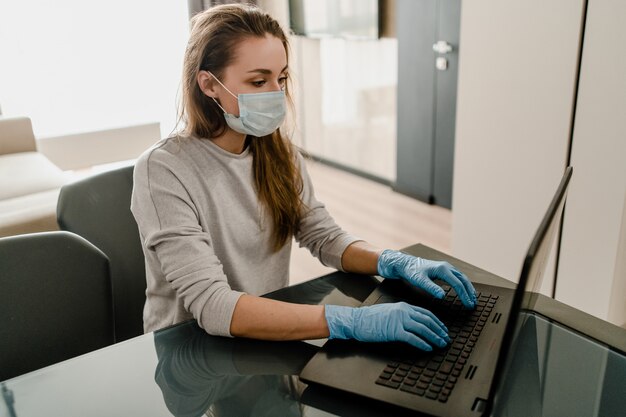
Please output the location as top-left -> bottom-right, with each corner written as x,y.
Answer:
325,303 -> 450,351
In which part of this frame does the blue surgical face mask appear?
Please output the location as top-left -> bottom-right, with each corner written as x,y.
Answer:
209,72 -> 286,137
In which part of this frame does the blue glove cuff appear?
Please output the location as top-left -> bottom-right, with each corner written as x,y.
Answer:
377,249 -> 399,278
325,305 -> 355,340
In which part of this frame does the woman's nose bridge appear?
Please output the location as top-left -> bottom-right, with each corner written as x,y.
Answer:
269,78 -> 281,91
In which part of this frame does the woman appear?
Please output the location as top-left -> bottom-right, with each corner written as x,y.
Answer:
131,4 -> 476,352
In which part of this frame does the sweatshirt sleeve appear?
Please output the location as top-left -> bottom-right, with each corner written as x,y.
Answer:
294,153 -> 361,271
131,148 -> 244,337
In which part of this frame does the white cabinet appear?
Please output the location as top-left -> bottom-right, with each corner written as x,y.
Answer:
556,0 -> 626,326
452,0 -> 626,326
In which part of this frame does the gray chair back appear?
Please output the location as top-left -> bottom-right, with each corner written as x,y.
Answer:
57,165 -> 146,342
0,231 -> 114,380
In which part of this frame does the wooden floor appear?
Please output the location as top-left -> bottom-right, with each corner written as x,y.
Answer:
290,160 -> 452,284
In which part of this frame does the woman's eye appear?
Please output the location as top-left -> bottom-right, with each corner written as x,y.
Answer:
251,80 -> 266,87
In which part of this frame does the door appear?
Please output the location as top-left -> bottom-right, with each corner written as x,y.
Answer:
395,0 -> 461,208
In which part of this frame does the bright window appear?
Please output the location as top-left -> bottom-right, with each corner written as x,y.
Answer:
0,0 -> 189,138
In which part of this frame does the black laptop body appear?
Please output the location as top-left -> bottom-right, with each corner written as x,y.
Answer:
300,167 -> 573,417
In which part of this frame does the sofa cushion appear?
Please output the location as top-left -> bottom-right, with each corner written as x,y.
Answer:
0,189 -> 61,237
0,152 -> 70,200
0,116 -> 37,155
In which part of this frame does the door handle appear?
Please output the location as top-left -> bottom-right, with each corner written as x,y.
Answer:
432,41 -> 453,54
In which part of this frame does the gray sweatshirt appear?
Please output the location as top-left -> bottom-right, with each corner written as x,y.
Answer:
131,135 -> 359,336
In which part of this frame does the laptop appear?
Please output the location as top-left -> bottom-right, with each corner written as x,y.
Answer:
300,166 -> 573,417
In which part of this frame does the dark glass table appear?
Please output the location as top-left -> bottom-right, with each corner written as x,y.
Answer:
2,244 -> 625,417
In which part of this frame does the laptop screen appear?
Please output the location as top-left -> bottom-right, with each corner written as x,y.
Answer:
487,166 -> 572,414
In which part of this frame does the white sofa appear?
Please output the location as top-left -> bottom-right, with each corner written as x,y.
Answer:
0,117 -> 72,237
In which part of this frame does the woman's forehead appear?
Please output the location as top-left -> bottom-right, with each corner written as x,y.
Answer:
229,35 -> 287,74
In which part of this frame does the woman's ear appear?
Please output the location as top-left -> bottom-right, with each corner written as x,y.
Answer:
197,71 -> 218,98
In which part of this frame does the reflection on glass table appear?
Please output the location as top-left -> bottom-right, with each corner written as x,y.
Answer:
154,321 -> 316,417
493,312 -> 626,417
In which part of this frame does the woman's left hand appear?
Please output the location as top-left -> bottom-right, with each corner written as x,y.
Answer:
377,249 -> 477,308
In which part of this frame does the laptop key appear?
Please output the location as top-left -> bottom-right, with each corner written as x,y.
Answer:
452,342 -> 465,350
439,361 -> 453,374
427,362 -> 439,371
376,378 -> 400,389
400,385 -> 426,396
432,379 -> 445,387
409,370 -> 421,379
403,378 -> 417,387
432,355 -> 445,363
420,375 -> 433,385
426,391 -> 439,400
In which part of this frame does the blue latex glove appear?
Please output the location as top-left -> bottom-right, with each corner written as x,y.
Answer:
325,303 -> 450,351
377,249 -> 477,308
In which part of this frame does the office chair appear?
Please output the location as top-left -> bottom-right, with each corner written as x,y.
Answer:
0,231 -> 114,381
57,164 -> 146,342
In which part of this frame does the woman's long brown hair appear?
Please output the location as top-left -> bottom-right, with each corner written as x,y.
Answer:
180,4 -> 303,251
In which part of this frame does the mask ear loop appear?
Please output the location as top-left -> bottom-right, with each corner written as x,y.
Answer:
211,97 -> 227,113
206,71 -> 237,113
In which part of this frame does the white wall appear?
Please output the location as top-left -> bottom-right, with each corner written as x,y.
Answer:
0,1 -> 189,139
452,0 -> 584,283
556,0 -> 626,325
453,0 -> 626,326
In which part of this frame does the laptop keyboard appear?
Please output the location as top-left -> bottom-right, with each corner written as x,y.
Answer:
375,285 -> 499,403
